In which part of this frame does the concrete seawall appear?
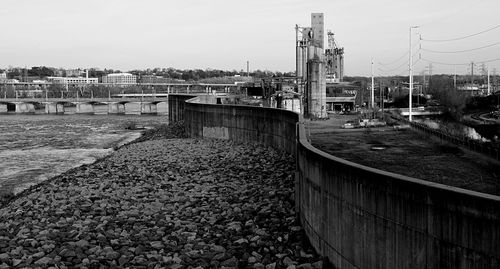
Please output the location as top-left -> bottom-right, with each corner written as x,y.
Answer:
184,101 -> 298,156
168,94 -> 500,269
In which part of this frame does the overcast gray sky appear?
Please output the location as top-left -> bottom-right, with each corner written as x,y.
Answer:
0,0 -> 498,76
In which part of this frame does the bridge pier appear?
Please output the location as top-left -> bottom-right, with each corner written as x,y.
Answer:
156,101 -> 168,115
0,104 -> 7,113
108,103 -> 125,114
15,102 -> 35,114
45,103 -> 64,114
76,103 -> 94,114
124,102 -> 142,115
141,102 -> 157,114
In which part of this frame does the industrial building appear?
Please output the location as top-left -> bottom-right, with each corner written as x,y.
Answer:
325,82 -> 358,113
295,13 -> 328,118
325,31 -> 344,83
295,13 -> 346,118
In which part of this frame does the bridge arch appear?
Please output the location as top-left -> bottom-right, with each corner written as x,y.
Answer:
0,102 -> 17,112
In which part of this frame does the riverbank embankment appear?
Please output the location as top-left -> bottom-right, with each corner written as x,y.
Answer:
0,124 -> 322,268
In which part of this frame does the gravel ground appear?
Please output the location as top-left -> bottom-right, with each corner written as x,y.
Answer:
0,126 -> 322,269
308,118 -> 500,195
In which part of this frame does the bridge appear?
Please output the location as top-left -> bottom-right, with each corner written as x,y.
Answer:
0,82 -> 239,95
0,94 -> 188,115
0,83 -> 239,115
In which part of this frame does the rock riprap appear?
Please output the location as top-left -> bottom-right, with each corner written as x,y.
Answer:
0,137 -> 322,268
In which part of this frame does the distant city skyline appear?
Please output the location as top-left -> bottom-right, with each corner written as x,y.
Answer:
1,0 -> 499,77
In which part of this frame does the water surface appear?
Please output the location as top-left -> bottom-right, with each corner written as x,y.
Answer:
0,114 -> 166,194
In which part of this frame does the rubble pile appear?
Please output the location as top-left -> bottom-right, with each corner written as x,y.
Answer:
0,132 -> 323,268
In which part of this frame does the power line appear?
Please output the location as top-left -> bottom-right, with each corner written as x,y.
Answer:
378,52 -> 408,66
378,50 -> 421,73
378,41 -> 420,66
378,60 -> 408,73
421,41 -> 500,53
421,24 -> 500,42
421,56 -> 500,66
378,58 -> 422,76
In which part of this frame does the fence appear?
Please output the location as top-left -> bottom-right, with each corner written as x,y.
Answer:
408,121 -> 500,161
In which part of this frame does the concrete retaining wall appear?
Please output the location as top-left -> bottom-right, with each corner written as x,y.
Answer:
168,94 -> 500,269
296,123 -> 500,269
184,96 -> 298,155
168,94 -> 198,123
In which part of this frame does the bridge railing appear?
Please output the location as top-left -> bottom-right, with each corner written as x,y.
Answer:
0,82 -> 242,99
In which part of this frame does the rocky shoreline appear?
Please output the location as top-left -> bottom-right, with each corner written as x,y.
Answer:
0,124 -> 323,268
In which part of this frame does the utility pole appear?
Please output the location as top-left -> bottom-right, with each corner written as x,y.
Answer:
454,65 -> 457,90
371,59 -> 374,109
379,80 -> 383,113
494,68 -> 498,93
409,26 -> 419,122
422,70 -> 426,94
246,61 -> 249,77
488,66 -> 491,95
428,63 -> 432,91
471,61 -> 474,84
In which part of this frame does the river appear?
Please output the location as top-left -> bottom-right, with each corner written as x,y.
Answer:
0,113 -> 167,195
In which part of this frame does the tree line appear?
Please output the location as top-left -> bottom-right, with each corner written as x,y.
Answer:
1,66 -> 295,82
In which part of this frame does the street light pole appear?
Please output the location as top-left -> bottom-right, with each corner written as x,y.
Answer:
409,26 -> 419,122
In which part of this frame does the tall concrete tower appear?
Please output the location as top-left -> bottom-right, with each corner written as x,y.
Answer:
306,46 -> 327,118
295,13 -> 327,118
311,13 -> 324,49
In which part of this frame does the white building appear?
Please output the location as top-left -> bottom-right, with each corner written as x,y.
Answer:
102,73 -> 137,84
46,76 -> 98,84
65,69 -> 83,77
5,79 -> 19,83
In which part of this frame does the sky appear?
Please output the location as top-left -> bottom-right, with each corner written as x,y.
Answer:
0,0 -> 499,76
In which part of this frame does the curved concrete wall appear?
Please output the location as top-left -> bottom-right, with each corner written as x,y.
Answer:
296,123 -> 500,269
184,97 -> 298,155
168,94 -> 500,269
168,94 -> 198,123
